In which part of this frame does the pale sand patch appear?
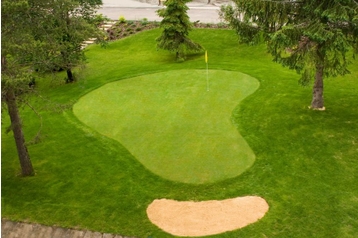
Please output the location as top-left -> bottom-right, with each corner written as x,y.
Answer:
146,196 -> 269,237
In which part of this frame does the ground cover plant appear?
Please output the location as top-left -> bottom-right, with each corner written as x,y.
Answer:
105,18 -> 159,40
2,28 -> 358,237
104,18 -> 227,41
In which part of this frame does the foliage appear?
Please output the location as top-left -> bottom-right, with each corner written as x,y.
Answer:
220,0 -> 358,109
1,0 -> 106,176
141,17 -> 149,26
156,0 -> 204,61
1,0 -> 39,176
107,20 -> 158,41
106,20 -> 228,42
32,0 -> 106,83
1,0 -> 37,90
90,13 -> 110,27
118,16 -> 126,23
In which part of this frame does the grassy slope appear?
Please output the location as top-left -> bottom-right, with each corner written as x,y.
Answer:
2,29 -> 358,238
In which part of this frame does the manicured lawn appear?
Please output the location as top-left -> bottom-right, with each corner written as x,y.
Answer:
2,28 -> 358,237
73,70 -> 259,184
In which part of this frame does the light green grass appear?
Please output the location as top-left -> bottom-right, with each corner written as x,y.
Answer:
1,28 -> 358,237
73,70 -> 259,184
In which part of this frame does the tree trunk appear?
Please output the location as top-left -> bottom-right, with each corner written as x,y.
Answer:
311,65 -> 324,109
66,68 -> 74,83
5,89 -> 34,176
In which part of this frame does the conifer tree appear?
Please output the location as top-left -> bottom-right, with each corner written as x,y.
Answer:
2,0 -> 36,176
1,0 -> 104,176
221,0 -> 358,109
156,0 -> 203,61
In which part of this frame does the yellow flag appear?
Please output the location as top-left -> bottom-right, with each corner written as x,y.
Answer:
205,50 -> 208,63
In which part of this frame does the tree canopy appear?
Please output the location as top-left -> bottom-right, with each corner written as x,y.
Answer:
31,0 -> 105,82
221,0 -> 358,109
1,0 -> 104,176
1,0 -> 38,176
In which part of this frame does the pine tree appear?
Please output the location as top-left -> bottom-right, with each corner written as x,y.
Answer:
221,0 -> 358,109
156,0 -> 204,61
2,0 -> 36,176
1,0 -> 104,176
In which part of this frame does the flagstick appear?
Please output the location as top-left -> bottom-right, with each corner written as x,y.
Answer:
205,50 -> 209,91
206,62 -> 209,91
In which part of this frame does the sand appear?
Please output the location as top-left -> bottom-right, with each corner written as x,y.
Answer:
146,196 -> 269,237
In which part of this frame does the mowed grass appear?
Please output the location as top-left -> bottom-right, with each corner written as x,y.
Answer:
73,70 -> 259,184
2,28 -> 358,237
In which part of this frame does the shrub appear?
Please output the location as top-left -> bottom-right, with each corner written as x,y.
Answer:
92,14 -> 109,26
118,16 -> 126,23
141,18 -> 149,26
217,22 -> 228,28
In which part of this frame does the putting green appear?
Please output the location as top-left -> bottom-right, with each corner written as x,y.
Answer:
73,70 -> 259,184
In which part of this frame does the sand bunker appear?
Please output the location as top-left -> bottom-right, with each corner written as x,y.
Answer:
146,196 -> 269,237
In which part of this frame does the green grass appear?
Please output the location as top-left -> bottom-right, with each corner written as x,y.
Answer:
2,28 -> 358,237
73,70 -> 259,184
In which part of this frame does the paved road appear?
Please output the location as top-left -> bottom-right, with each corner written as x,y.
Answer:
97,0 -> 229,23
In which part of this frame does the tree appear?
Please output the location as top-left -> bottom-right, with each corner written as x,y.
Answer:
156,0 -> 204,61
220,0 -> 358,109
1,0 -> 36,176
1,0 -> 104,176
33,0 -> 105,83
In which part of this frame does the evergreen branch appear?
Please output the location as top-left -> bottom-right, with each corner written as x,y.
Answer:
22,99 -> 43,145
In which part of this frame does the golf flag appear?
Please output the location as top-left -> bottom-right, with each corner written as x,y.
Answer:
205,50 -> 208,63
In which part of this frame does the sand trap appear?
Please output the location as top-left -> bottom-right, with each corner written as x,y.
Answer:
146,196 -> 269,237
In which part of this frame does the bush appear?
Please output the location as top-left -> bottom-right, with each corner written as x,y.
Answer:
118,16 -> 126,23
126,20 -> 134,26
217,22 -> 228,28
141,18 -> 149,26
92,14 -> 109,26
